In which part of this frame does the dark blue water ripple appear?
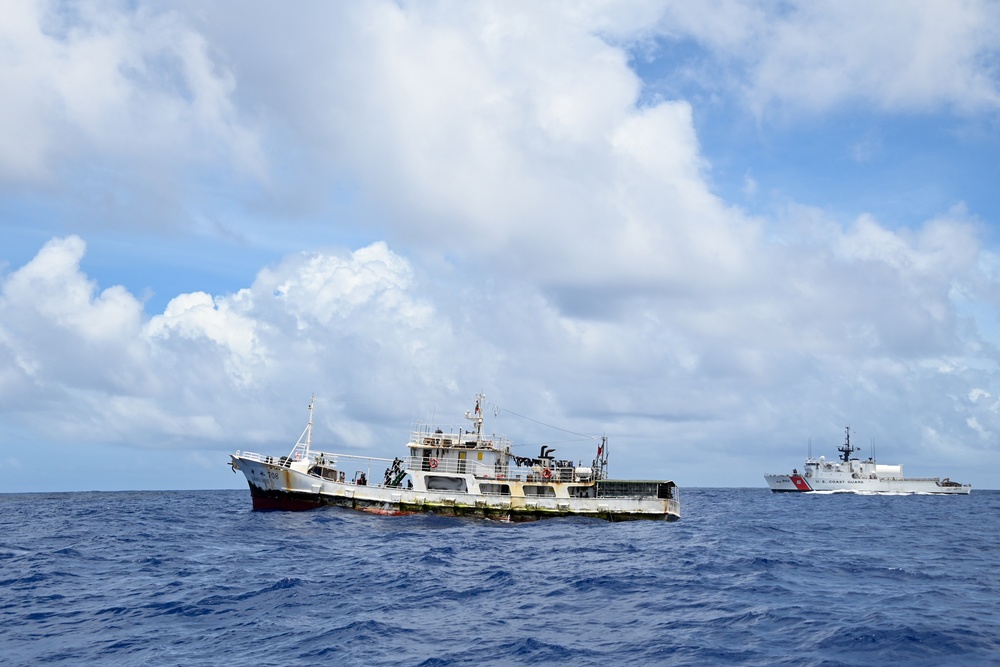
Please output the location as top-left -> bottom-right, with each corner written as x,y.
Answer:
1,488 -> 998,666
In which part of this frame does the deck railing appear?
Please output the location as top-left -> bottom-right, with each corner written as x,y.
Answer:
236,449 -> 399,484
410,431 -> 513,450
405,454 -> 586,482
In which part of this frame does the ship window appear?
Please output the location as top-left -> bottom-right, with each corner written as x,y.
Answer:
426,476 -> 468,492
307,466 -> 340,481
657,482 -> 675,499
523,485 -> 556,497
568,485 -> 595,498
596,481 -> 660,498
479,483 -> 511,495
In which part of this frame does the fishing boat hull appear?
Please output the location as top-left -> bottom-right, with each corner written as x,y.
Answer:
233,454 -> 680,521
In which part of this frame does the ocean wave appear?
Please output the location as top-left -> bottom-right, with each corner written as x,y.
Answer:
1,489 -> 998,666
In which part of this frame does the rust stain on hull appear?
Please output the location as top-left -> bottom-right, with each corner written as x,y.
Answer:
246,482 -> 678,522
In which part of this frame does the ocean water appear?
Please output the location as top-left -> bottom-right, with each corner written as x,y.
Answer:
1,488 -> 997,666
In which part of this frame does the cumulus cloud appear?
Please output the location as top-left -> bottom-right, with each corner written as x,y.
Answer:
0,236 -> 149,401
0,0 -> 262,224
3,210 -> 998,482
165,1 -> 762,303
0,236 -> 467,449
652,0 -> 1000,115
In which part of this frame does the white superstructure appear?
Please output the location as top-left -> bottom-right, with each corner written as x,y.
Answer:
765,427 -> 970,494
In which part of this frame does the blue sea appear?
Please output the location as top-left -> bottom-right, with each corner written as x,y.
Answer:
2,488 -> 998,666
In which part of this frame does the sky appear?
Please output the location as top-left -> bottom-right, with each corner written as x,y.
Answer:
2,0 -> 1000,493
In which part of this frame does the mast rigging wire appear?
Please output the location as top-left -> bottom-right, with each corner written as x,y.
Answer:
488,402 -> 598,441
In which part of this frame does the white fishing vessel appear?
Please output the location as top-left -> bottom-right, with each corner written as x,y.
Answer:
230,393 -> 680,521
765,427 -> 971,494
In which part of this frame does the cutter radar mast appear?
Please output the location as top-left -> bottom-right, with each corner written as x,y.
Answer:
837,426 -> 858,463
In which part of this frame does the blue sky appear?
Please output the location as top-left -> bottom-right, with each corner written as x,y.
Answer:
2,0 -> 1000,492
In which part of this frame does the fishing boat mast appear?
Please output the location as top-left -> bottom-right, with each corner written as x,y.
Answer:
305,394 -> 315,453
286,394 -> 315,462
464,392 -> 485,443
593,435 -> 609,480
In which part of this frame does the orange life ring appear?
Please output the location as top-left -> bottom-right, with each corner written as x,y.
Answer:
429,458 -> 438,469
542,468 -> 552,479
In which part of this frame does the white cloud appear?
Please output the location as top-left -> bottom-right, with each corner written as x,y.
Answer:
0,235 -> 465,448
0,0 -> 262,194
0,236 -> 150,400
165,2 -> 762,299
255,242 -> 423,328
654,0 -> 1000,115
2,202 -> 999,484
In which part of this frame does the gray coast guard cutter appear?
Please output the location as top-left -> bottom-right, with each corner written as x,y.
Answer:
765,427 -> 971,494
230,393 -> 680,521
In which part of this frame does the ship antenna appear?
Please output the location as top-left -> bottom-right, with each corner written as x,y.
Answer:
464,392 -> 485,442
305,394 -> 315,453
289,394 -> 315,461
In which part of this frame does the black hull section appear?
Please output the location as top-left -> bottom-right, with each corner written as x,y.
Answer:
245,482 -> 679,522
